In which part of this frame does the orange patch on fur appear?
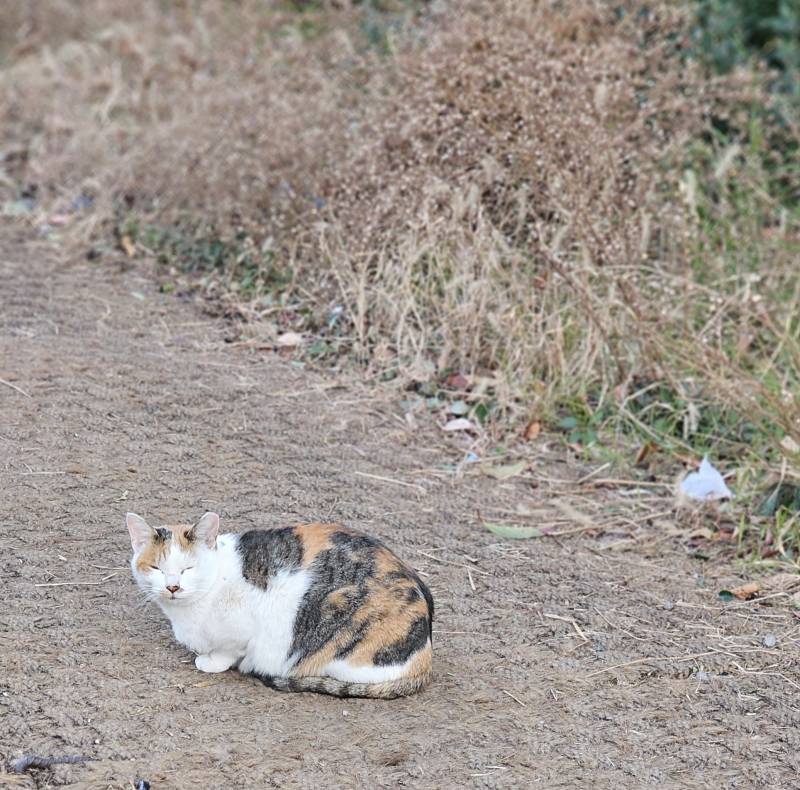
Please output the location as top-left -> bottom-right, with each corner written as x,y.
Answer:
345,572 -> 430,667
293,640 -> 340,676
374,548 -> 399,576
327,587 -> 354,608
295,523 -> 336,567
134,537 -> 169,573
406,642 -> 433,679
169,523 -> 196,551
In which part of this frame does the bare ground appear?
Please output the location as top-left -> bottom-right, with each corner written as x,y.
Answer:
1,231 -> 800,790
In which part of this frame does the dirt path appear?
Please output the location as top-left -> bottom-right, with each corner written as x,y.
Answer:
1,233 -> 799,790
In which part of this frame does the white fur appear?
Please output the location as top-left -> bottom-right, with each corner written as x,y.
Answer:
324,643 -> 429,684
130,531 -> 313,676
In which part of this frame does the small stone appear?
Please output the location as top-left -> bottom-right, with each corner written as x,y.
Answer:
695,671 -> 710,682
663,600 -> 674,611
276,331 -> 303,348
763,633 -> 778,648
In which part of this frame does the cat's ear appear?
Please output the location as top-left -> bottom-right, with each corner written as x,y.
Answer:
189,512 -> 220,548
126,512 -> 154,551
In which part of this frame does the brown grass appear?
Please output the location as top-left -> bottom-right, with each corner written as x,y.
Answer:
1,0 -> 798,473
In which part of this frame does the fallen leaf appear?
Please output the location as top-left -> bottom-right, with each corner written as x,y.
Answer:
443,418 -> 475,432
634,442 -> 656,467
120,234 -> 136,257
523,420 -> 541,441
729,581 -> 759,600
483,521 -> 542,539
276,331 -> 304,348
483,461 -> 527,480
445,372 -> 470,390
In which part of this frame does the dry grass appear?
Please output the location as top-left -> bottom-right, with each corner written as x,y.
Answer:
1,1 -> 798,481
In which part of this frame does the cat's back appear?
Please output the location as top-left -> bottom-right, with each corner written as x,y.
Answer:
236,522 -> 433,687
236,522 -> 431,615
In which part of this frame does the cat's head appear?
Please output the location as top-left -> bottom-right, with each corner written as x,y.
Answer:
126,512 -> 220,605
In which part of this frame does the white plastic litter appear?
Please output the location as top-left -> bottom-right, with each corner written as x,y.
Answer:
679,456 -> 733,501
442,418 -> 475,432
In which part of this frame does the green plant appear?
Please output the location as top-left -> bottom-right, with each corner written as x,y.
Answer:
694,0 -> 800,99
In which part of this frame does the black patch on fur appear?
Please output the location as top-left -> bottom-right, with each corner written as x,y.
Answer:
373,616 -> 429,666
405,587 -> 420,603
421,583 -> 434,641
333,620 -> 371,660
237,528 -> 303,589
408,568 -> 434,641
254,673 -> 282,690
153,528 -> 170,542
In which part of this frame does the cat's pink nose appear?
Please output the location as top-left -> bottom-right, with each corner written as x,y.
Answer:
166,584 -> 180,594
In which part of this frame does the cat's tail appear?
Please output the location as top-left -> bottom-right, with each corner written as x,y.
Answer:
252,670 -> 431,699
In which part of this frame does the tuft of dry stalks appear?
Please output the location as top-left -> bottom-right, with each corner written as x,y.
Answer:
1,0 -> 798,458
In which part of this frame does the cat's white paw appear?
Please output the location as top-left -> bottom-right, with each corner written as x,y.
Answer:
195,653 -> 235,673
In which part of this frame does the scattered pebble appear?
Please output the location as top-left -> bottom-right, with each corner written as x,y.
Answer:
448,399 -> 470,416
276,331 -> 304,348
663,601 -> 674,611
695,671 -> 710,682
442,417 -> 475,432
763,633 -> 778,648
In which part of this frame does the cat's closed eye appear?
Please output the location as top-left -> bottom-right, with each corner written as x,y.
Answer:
182,567 -> 194,573
148,565 -> 160,571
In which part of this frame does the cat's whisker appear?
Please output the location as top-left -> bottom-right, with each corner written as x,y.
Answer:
136,589 -> 162,606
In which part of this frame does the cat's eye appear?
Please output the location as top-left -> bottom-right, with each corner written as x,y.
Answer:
148,565 -> 159,571
181,567 -> 194,573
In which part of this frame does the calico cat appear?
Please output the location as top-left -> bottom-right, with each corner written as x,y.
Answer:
126,512 -> 433,698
